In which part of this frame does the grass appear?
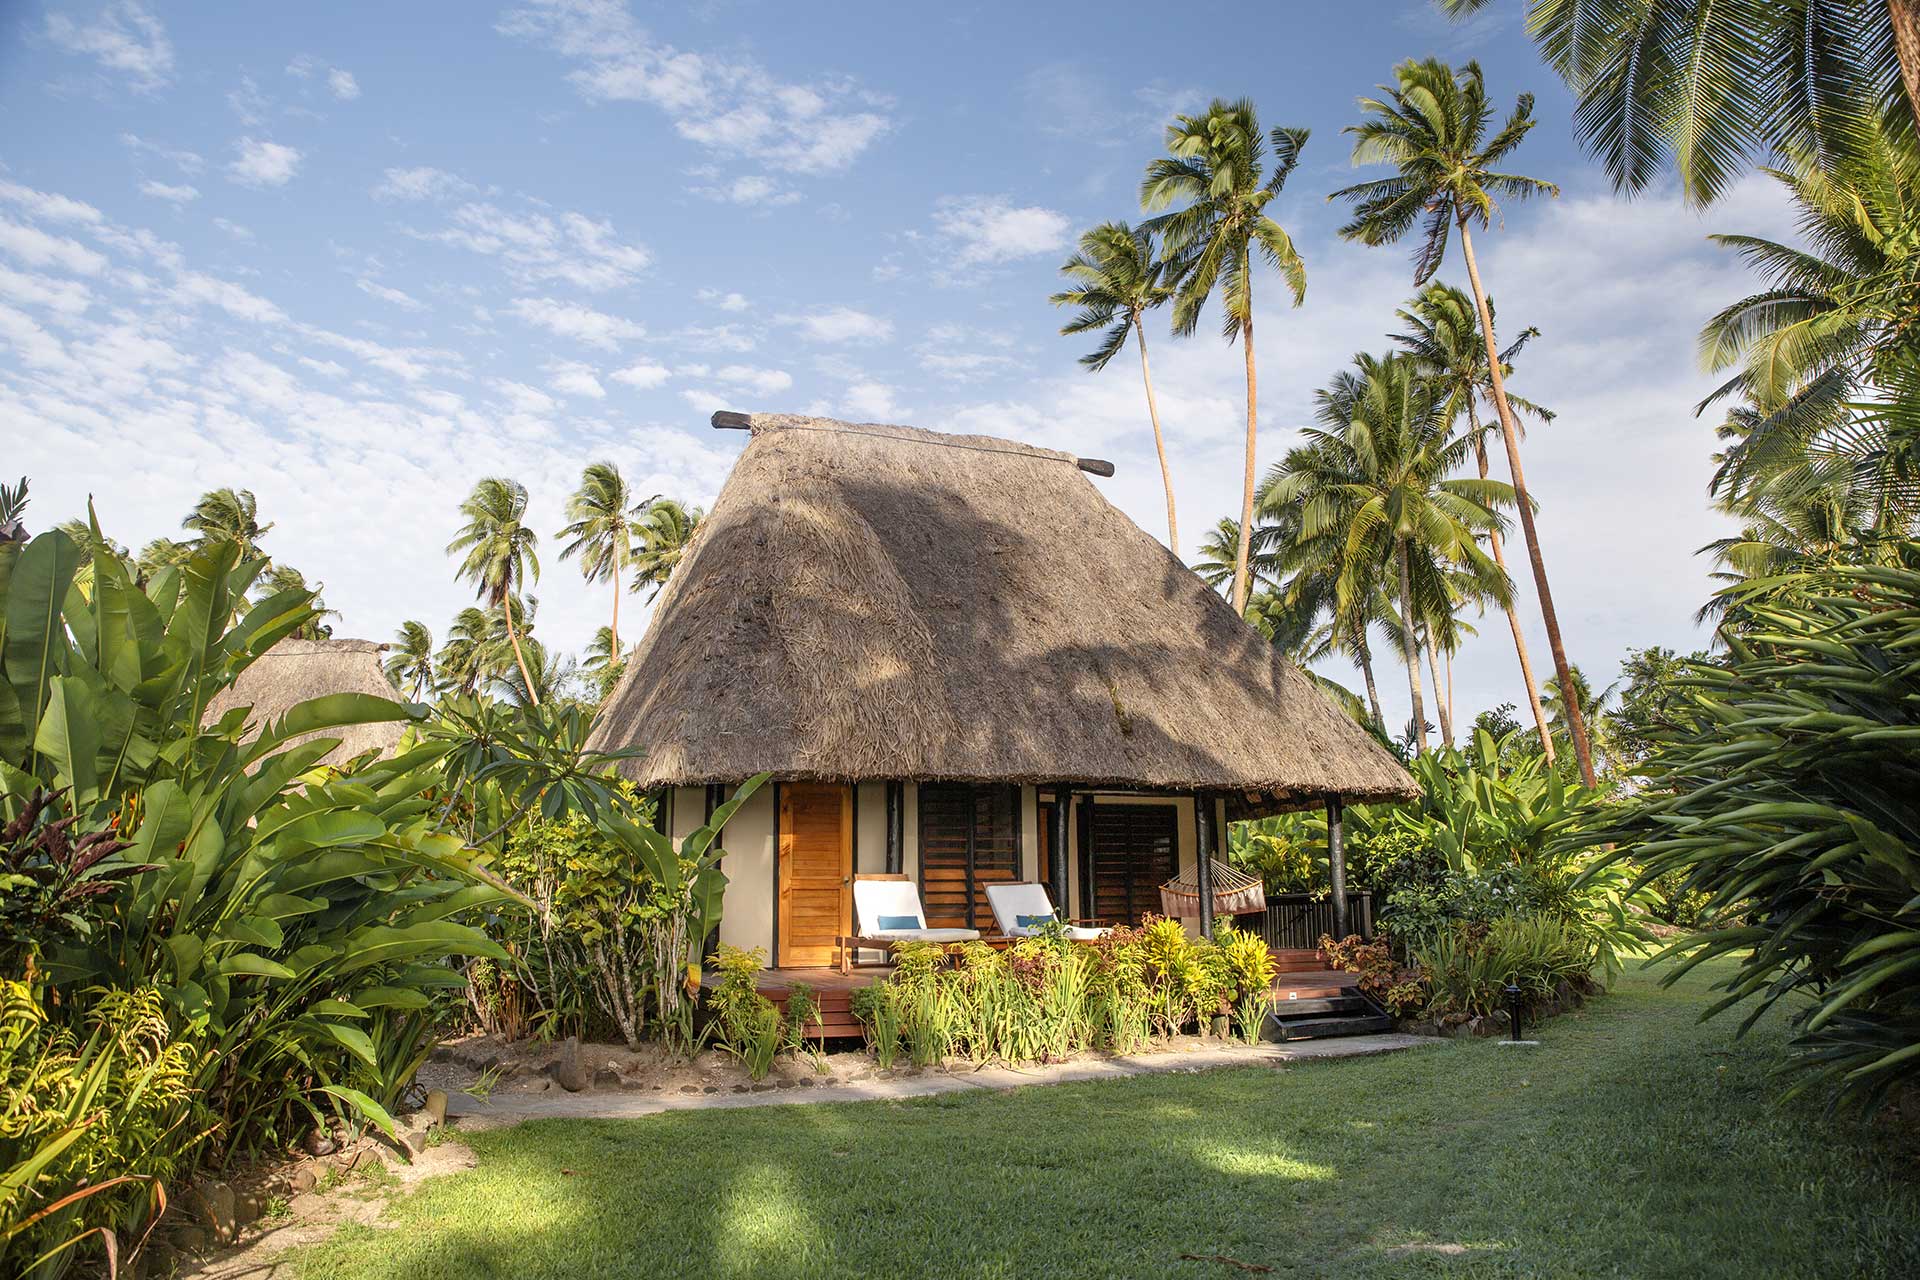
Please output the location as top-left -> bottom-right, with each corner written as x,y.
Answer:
289,959 -> 1919,1279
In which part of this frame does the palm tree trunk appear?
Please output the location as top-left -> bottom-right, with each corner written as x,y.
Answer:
1354,624 -> 1385,727
1134,317 -> 1179,555
1893,0 -> 1920,129
1395,537 -> 1428,753
1423,626 -> 1453,747
611,540 -> 624,659
1445,647 -> 1455,739
1233,312 -> 1258,615
1470,407 -> 1555,761
1457,220 -> 1594,786
504,598 -> 541,706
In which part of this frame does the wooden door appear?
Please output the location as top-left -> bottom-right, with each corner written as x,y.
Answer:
1088,803 -> 1177,927
778,783 -> 851,967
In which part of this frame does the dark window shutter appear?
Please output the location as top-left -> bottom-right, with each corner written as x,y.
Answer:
1088,803 -> 1176,927
918,782 -> 1020,929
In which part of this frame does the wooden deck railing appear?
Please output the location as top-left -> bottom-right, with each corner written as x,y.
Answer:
1245,892 -> 1374,950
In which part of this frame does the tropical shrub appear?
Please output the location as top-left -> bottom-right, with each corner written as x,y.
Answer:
1588,551 -> 1920,1109
1414,917 -> 1592,1020
0,524 -> 516,1164
706,946 -> 784,1080
1,982 -> 202,1279
1320,933 -> 1429,1017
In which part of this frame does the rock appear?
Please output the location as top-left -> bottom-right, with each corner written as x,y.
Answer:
679,1084 -> 701,1095
424,1089 -> 449,1127
395,1112 -> 434,1156
234,1189 -> 267,1227
552,1036 -> 587,1092
170,1225 -> 212,1254
749,1082 -> 777,1093
302,1128 -> 337,1157
592,1067 -> 622,1090
192,1179 -> 238,1243
290,1164 -> 318,1194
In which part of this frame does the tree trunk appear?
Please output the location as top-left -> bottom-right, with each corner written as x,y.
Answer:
1355,625 -> 1385,727
1424,626 -> 1454,747
504,595 -> 541,706
1458,220 -> 1594,785
1470,405 -> 1556,761
1135,318 -> 1179,556
1395,537 -> 1429,753
610,539 -> 623,659
1445,646 -> 1456,740
1893,0 -> 1920,130
1233,311 -> 1258,615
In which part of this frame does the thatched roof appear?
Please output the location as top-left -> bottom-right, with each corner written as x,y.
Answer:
205,637 -> 407,766
588,413 -> 1415,815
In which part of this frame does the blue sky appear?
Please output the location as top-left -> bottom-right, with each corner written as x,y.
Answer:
5,1 -> 1800,731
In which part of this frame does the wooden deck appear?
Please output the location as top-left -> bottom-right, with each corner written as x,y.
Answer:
751,949 -> 1357,1040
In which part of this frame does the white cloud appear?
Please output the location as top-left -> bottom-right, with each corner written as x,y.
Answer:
0,266 -> 93,317
372,167 -> 475,202
212,217 -> 255,243
120,133 -> 202,174
674,323 -> 754,352
712,364 -> 792,396
418,202 -> 650,290
138,180 -> 198,204
611,360 -> 672,389
0,182 -> 104,227
227,76 -> 272,127
545,359 -> 606,398
327,68 -> 360,101
356,278 -> 426,312
492,378 -> 558,414
932,195 -> 1072,266
227,138 -> 303,188
46,1 -> 174,93
0,219 -> 109,276
499,0 -> 891,175
690,174 -> 801,207
679,388 -> 729,414
697,288 -> 749,312
508,296 -> 645,349
780,305 -> 892,344
842,380 -> 901,420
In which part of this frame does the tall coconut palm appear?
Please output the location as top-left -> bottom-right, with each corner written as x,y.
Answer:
435,607 -> 494,695
1142,102 -> 1309,614
386,621 -> 436,699
252,564 -> 334,639
0,477 -> 27,543
1333,58 -> 1597,785
448,476 -> 542,705
1267,353 -> 1514,754
558,462 -> 647,660
1698,125 -> 1920,504
1051,221 -> 1181,552
628,498 -> 703,601
1440,0 -> 1919,206
1392,282 -> 1558,759
183,487 -> 274,558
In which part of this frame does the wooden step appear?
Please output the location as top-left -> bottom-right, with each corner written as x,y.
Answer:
1267,1013 -> 1395,1042
1266,995 -> 1369,1018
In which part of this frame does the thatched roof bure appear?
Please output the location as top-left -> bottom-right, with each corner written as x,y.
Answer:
204,636 -> 406,766
588,414 -> 1415,816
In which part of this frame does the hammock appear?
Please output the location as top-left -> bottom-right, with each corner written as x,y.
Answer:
1159,859 -> 1267,919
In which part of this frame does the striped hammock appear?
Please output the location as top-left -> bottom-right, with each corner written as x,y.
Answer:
1159,859 -> 1267,919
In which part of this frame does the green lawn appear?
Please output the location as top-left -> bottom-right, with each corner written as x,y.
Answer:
292,959 -> 1919,1279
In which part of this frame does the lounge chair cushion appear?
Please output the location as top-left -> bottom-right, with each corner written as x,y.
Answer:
1016,913 -> 1054,929
875,915 -> 921,931
866,927 -> 980,943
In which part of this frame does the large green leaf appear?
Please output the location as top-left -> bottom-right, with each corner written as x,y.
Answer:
335,921 -> 506,974
3,528 -> 83,757
33,675 -> 101,808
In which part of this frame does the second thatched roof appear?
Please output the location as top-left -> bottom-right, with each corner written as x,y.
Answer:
588,413 -> 1415,815
204,636 -> 408,766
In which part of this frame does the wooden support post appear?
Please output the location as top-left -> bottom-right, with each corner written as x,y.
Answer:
701,785 -> 724,964
1194,791 -> 1216,939
1049,785 -> 1071,912
885,782 -> 903,874
1327,795 -> 1349,942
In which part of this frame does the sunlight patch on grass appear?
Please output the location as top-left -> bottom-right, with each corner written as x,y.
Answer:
1187,1140 -> 1335,1182
714,1163 -> 826,1276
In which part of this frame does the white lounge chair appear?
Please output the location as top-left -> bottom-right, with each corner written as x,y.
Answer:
836,874 -> 980,973
985,882 -> 1112,941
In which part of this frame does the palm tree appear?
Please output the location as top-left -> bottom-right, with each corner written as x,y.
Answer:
1142,102 -> 1309,614
1698,126 -> 1920,505
1541,665 -> 1619,775
1051,222 -> 1181,552
435,607 -> 494,695
448,476 -> 542,704
628,499 -> 703,601
387,621 -> 436,698
1392,282 -> 1559,759
1266,353 -> 1514,754
558,462 -> 647,660
0,477 -> 27,544
252,564 -> 334,639
1439,0 -> 1919,205
1333,58 -> 1598,786
183,487 -> 273,558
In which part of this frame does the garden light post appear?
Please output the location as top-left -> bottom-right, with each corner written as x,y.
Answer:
1505,983 -> 1524,1042
1326,795 -> 1349,940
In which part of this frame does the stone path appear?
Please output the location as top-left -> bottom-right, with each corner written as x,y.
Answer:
448,1032 -> 1438,1126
